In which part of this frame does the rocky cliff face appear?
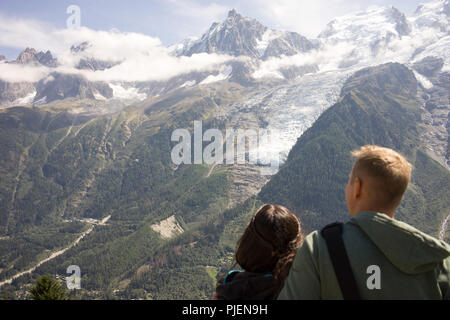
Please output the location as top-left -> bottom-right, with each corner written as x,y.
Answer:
413,56 -> 450,169
262,31 -> 316,59
0,81 -> 35,107
34,73 -> 113,104
14,48 -> 58,67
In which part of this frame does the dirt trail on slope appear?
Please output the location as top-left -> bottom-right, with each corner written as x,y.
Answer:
48,119 -> 76,154
5,137 -> 41,233
440,214 -> 450,242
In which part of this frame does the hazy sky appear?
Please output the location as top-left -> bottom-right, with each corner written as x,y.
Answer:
0,0 -> 428,59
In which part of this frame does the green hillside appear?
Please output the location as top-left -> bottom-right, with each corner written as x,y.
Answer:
0,85 -> 244,299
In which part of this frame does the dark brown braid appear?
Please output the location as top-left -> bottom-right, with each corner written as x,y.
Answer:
217,204 -> 304,298
255,205 -> 304,296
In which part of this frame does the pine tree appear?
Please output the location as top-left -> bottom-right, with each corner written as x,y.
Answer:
29,275 -> 68,300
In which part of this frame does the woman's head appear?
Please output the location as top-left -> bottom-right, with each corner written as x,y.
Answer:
235,204 -> 304,281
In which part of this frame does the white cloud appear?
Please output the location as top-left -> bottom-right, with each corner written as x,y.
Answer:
56,27 -> 163,64
75,51 -> 235,82
199,65 -> 233,84
0,61 -> 50,82
0,13 -> 237,83
252,42 -> 356,78
244,0 -> 364,38
0,13 -> 64,53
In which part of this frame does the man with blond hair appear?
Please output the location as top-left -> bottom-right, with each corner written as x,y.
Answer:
279,145 -> 450,300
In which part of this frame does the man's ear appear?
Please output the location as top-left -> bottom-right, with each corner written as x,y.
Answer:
353,177 -> 362,199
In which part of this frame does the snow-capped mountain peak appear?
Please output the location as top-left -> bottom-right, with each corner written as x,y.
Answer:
181,9 -> 267,58
319,6 -> 411,41
179,9 -> 315,60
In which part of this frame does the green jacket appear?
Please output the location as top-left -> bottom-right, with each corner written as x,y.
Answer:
278,211 -> 450,300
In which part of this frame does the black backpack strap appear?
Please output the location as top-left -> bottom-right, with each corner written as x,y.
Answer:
321,222 -> 361,300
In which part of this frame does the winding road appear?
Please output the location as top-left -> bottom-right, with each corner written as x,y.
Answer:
0,215 -> 111,288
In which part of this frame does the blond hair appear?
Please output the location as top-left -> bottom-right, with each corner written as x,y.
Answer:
350,145 -> 412,208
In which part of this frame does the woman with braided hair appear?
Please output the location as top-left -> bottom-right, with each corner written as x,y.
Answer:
213,204 -> 304,300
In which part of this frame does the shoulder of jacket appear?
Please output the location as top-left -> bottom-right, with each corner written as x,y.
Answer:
443,256 -> 450,271
301,230 -> 323,255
